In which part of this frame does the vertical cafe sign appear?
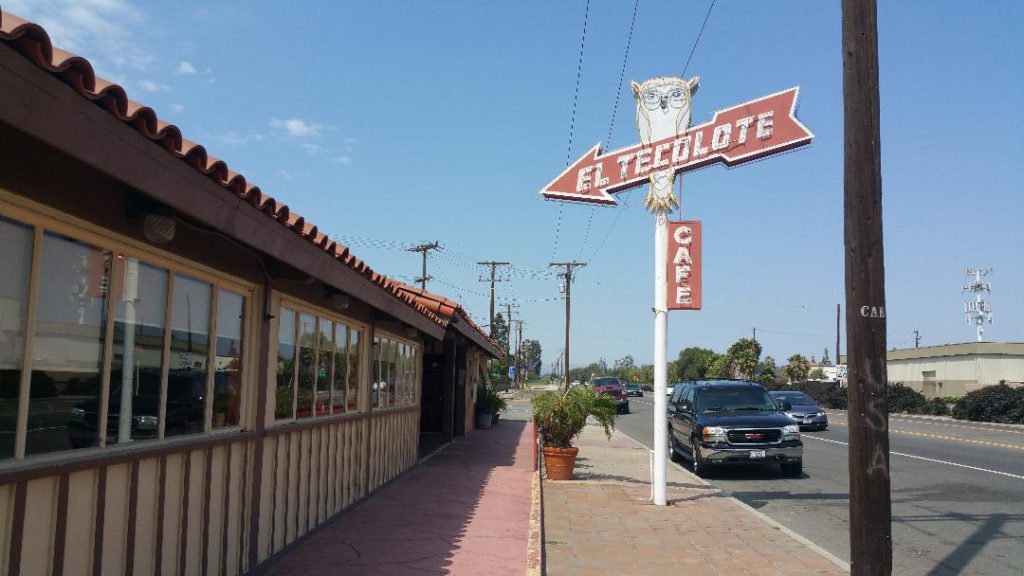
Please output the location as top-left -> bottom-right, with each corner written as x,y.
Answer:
667,220 -> 701,310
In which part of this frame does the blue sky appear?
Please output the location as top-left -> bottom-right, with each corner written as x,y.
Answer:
8,1 -> 1022,370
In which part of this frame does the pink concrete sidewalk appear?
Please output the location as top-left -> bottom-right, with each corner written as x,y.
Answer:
255,420 -> 536,576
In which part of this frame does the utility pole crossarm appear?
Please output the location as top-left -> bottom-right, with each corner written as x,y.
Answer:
407,241 -> 441,290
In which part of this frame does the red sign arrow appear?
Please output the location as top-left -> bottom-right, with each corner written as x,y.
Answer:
540,87 -> 813,205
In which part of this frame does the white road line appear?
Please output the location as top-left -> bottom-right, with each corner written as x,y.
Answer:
804,435 -> 1024,481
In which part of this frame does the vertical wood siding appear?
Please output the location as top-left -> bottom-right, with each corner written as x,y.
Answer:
1,406 -> 420,575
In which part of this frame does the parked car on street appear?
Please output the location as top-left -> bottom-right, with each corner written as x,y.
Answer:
624,383 -> 644,397
592,376 -> 630,414
769,390 -> 829,431
668,380 -> 803,478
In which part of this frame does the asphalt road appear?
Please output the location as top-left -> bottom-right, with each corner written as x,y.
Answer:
617,394 -> 1024,576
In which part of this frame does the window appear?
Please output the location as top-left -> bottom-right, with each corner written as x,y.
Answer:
108,257 -> 167,444
0,210 -> 251,461
275,308 -> 297,420
30,233 -> 111,456
168,274 -> 211,437
274,304 -> 364,420
0,218 -> 33,459
370,334 -> 417,410
214,290 -> 244,428
296,313 -> 316,418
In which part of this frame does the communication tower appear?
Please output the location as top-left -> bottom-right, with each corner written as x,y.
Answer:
963,268 -> 993,342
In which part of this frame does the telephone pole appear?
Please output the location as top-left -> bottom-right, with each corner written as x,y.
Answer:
407,241 -> 440,290
477,261 -> 510,336
504,301 -> 519,387
836,304 -> 841,365
913,329 -> 921,348
550,261 -> 586,390
514,320 -> 524,388
843,0 -> 892,573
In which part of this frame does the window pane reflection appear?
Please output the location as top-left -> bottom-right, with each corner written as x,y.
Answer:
275,308 -> 296,420
108,258 -> 167,444
214,290 -> 244,428
332,323 -> 348,414
348,329 -> 360,412
296,313 -> 315,418
31,233 -> 110,455
168,274 -> 210,437
0,218 -> 33,459
316,318 -> 332,416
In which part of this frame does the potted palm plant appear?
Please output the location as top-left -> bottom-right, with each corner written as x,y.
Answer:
532,386 -> 616,480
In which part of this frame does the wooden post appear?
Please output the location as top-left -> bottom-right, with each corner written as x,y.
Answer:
842,1 -> 892,574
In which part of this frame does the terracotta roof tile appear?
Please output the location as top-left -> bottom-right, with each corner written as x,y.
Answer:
0,10 -> 453,329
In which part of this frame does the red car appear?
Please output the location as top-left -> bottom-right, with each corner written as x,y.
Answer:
592,377 -> 630,414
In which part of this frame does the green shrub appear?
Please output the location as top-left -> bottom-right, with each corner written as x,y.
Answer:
952,384 -> 1024,424
920,398 -> 950,416
887,382 -> 928,414
819,385 -> 848,410
532,386 -> 616,448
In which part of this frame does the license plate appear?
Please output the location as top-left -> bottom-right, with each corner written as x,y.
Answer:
749,450 -> 766,459
803,418 -> 813,424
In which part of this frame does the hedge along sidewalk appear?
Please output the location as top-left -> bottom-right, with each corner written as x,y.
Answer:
542,422 -> 849,576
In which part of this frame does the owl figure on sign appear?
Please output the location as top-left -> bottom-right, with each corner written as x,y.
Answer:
631,76 -> 699,213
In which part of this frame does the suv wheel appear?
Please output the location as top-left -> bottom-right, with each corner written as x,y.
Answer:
781,460 -> 803,478
692,444 -> 711,478
669,435 -> 683,463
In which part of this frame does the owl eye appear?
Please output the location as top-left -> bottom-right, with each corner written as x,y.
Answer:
671,89 -> 683,98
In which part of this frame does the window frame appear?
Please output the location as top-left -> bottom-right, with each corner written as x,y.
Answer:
370,331 -> 420,412
0,193 -> 256,462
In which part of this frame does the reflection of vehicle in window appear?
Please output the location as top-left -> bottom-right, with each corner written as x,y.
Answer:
67,368 -> 213,447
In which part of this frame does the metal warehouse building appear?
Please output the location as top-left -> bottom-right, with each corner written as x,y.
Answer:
882,342 -> 1024,398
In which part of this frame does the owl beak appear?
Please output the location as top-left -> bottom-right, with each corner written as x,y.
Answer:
660,97 -> 668,111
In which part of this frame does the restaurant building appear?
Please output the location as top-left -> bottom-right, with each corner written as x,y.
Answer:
0,11 -> 501,575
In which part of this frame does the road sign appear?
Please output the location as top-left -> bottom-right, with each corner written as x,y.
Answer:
508,366 -> 516,379
540,87 -> 813,205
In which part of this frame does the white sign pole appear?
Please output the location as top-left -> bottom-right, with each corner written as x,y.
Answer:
653,210 -> 668,506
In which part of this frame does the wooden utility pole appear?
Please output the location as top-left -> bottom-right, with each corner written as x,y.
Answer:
836,304 -> 841,365
407,241 -> 440,289
514,320 -> 524,388
505,302 -> 519,387
477,261 -> 510,336
550,261 -> 585,390
842,1 -> 892,574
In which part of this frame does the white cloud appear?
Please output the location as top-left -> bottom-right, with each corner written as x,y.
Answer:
333,156 -> 353,166
177,61 -> 197,75
6,0 -> 153,72
303,143 -> 326,155
269,118 -> 322,137
168,103 -> 185,112
276,170 -> 295,180
140,80 -> 169,92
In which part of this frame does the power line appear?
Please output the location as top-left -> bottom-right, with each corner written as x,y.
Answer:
551,0 -> 591,262
575,0 -> 641,262
682,0 -> 716,77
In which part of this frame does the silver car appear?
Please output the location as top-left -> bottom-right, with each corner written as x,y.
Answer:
769,391 -> 829,431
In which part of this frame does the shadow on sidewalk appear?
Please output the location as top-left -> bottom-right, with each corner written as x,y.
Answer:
255,420 -> 531,576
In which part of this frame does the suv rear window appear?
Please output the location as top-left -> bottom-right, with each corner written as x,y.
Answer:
592,377 -> 619,387
695,387 -> 775,413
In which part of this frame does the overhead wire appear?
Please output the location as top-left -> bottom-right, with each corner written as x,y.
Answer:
575,0 -> 640,263
550,0 -> 591,262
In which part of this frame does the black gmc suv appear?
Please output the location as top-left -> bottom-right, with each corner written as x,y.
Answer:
668,380 -> 803,478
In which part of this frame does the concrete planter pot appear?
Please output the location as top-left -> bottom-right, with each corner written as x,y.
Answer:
476,411 -> 494,429
542,446 -> 579,480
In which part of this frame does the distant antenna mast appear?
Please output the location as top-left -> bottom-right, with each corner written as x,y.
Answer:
963,267 -> 993,342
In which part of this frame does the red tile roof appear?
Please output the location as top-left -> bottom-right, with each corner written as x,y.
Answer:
394,283 -> 503,357
0,11 -> 495,348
